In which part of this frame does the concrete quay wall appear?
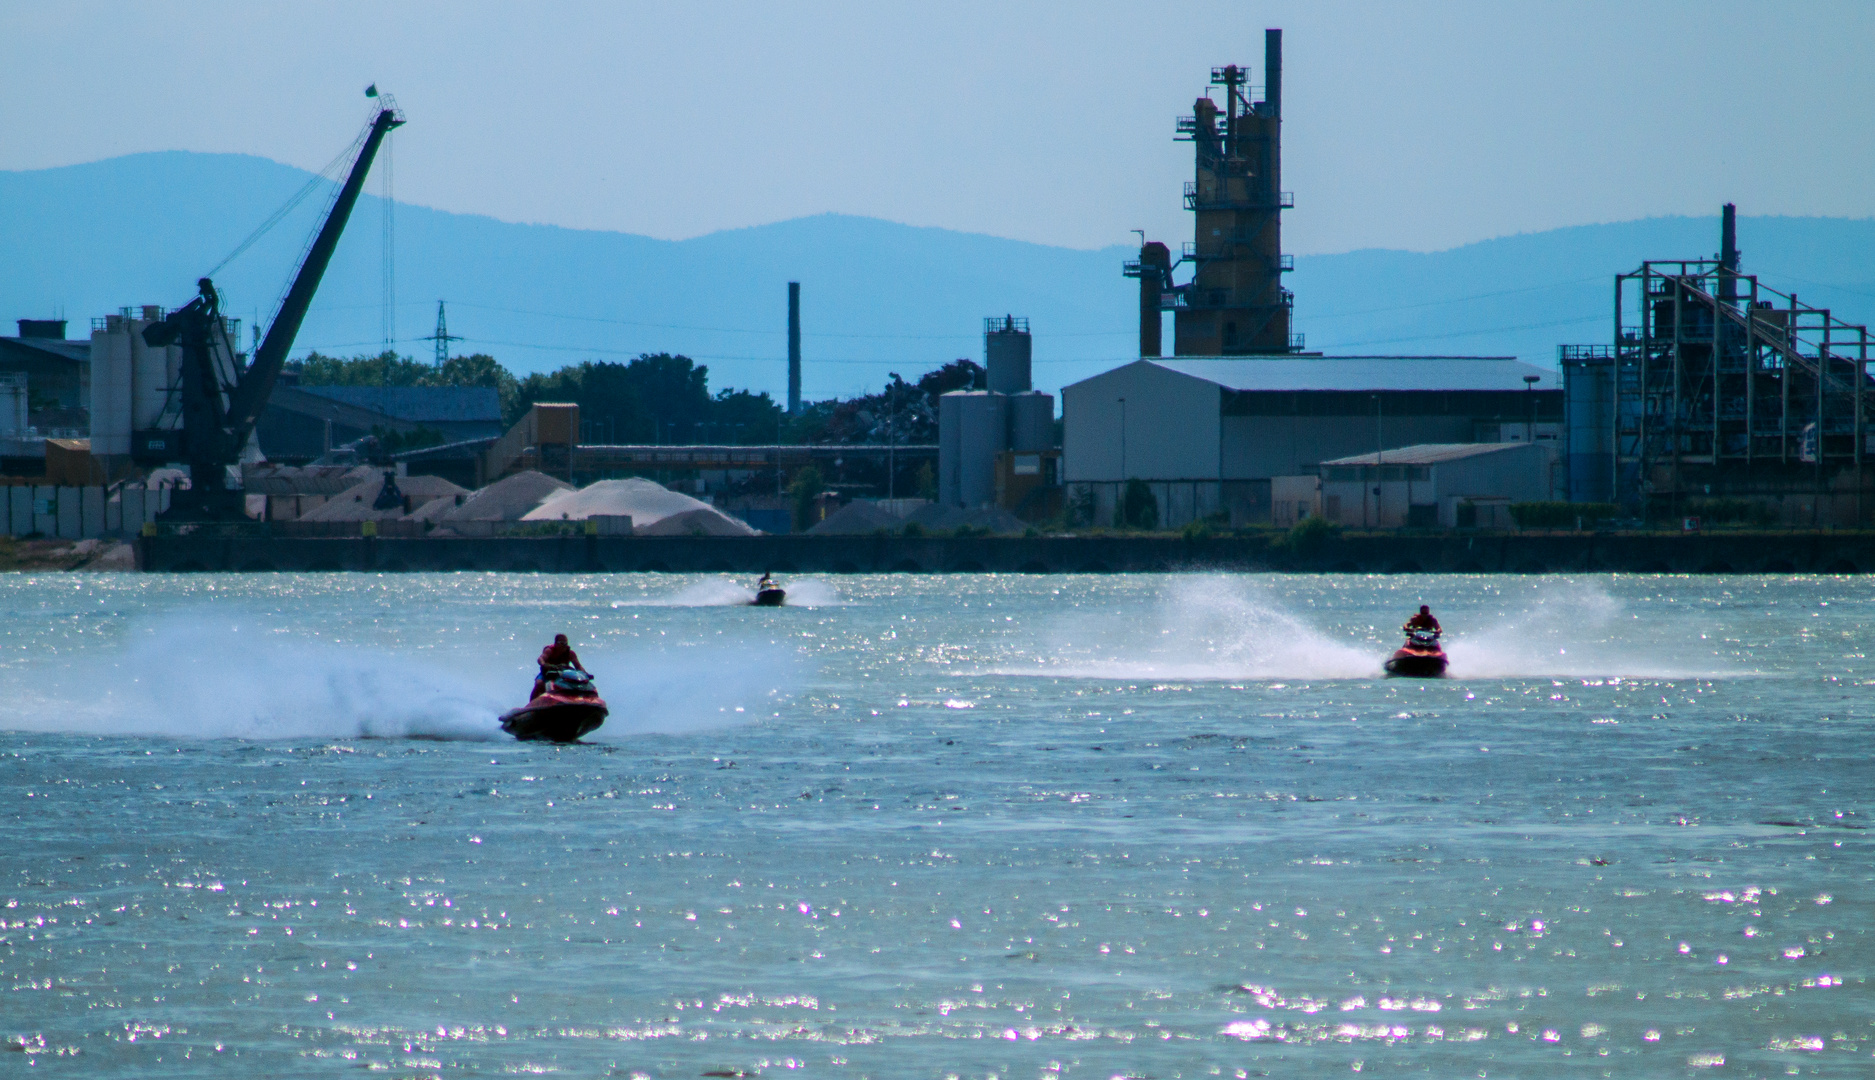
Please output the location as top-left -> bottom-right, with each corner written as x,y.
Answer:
137,532 -> 1875,574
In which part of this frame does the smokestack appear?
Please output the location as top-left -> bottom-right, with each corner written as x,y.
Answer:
787,281 -> 801,415
1719,203 -> 1739,305
1264,28 -> 1282,120
1137,242 -> 1171,357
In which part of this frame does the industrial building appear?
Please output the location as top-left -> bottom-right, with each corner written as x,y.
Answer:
1,318 -> 91,460
1061,357 -> 1560,527
86,306 -> 499,470
936,317 -> 1056,511
1563,205 -> 1875,525
1313,442 -> 1556,529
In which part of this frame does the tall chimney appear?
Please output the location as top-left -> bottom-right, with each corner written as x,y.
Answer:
1718,203 -> 1740,306
1264,28 -> 1282,121
787,281 -> 802,415
1265,27 -> 1282,205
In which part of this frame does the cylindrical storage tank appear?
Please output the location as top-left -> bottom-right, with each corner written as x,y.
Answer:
1563,353 -> 1615,504
938,391 -> 964,506
1006,391 -> 1054,452
984,316 -> 1031,395
940,390 -> 1006,507
88,320 -> 134,455
957,392 -> 1007,507
130,319 -> 179,431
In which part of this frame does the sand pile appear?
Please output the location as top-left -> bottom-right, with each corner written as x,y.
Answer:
806,499 -> 907,535
300,473 -> 468,522
523,478 -> 760,535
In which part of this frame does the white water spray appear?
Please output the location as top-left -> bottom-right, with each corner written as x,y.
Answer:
2,607 -> 799,741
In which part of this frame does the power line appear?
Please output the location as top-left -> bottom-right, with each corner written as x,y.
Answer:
1304,274 -> 1607,320
1313,312 -> 1605,350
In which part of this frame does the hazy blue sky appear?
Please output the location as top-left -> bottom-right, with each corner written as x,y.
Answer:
4,1 -> 1873,254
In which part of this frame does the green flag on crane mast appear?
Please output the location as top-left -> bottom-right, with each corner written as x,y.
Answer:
365,84 -> 378,98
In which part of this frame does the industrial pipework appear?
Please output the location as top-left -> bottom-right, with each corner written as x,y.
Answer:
1128,28 -> 1297,357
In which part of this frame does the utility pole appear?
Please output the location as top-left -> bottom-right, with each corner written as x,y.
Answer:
1372,393 -> 1382,528
1524,374 -> 1541,442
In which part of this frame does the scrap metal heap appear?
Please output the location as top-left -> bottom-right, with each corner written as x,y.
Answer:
1127,28 -> 1298,357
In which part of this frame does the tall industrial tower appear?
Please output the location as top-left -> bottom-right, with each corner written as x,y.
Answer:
787,281 -> 802,415
1129,29 -> 1295,356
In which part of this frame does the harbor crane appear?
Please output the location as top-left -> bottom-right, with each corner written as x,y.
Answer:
142,103 -> 404,519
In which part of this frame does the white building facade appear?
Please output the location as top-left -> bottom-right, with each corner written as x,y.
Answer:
1316,441 -> 1558,529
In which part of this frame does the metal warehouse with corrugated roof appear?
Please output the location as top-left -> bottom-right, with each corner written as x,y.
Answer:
1060,355 -> 1563,527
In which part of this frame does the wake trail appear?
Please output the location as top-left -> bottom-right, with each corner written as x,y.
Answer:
614,577 -> 846,608
3,609 -> 799,741
993,577 -> 1726,682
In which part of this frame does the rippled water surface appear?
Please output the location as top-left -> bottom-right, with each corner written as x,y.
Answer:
1,571 -> 1870,1077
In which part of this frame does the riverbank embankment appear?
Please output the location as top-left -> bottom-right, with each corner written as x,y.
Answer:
134,530 -> 1875,573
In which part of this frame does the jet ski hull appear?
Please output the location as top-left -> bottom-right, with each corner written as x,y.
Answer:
499,694 -> 608,742
1384,647 -> 1448,678
752,587 -> 786,607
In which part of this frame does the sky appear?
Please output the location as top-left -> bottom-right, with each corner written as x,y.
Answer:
5,0 -> 1874,257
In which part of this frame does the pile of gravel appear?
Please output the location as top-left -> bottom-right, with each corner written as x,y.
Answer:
299,473 -> 468,522
523,478 -> 759,535
806,499 -> 907,535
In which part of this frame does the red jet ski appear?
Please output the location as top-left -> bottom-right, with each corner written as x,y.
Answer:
500,667 -> 608,742
1384,628 -> 1448,678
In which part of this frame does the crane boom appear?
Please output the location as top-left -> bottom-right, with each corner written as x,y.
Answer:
143,104 -> 404,519
229,107 -> 404,428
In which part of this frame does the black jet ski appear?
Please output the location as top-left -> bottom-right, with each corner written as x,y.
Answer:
500,667 -> 608,742
751,576 -> 786,606
1384,628 -> 1448,678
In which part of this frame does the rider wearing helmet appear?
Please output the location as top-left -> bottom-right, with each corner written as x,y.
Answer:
1404,605 -> 1441,634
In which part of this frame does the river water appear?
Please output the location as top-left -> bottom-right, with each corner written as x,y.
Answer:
0,571 -> 1868,1077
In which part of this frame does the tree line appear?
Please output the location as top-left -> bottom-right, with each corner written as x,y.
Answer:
286,350 -> 985,447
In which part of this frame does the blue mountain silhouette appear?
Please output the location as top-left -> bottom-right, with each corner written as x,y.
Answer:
4,152 -> 1870,398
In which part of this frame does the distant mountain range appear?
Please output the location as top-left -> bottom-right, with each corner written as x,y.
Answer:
4,151 -> 1871,399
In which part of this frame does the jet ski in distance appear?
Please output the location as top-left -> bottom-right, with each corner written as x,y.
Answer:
751,573 -> 786,607
500,667 -> 608,742
1384,627 -> 1448,678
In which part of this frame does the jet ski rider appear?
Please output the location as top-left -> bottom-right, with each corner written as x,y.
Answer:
757,572 -> 776,590
533,633 -> 587,699
1404,605 -> 1441,636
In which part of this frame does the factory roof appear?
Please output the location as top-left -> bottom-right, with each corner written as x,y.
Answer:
1081,356 -> 1559,393
295,386 -> 502,424
0,336 -> 90,364
1320,442 -> 1542,466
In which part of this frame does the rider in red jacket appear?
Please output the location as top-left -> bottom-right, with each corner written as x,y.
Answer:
1404,605 -> 1441,633
533,634 -> 584,698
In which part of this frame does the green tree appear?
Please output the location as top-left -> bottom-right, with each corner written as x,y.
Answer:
789,465 -> 825,531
